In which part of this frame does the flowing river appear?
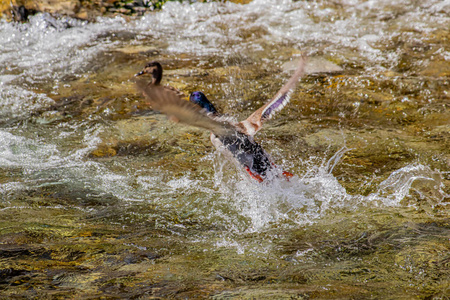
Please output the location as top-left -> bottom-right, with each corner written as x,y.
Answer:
0,0 -> 449,298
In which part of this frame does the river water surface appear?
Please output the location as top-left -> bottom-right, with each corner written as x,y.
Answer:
1,0 -> 449,298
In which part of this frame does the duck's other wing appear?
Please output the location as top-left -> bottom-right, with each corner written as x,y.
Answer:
136,79 -> 235,136
242,56 -> 307,136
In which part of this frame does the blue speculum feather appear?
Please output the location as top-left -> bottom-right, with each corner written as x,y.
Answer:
262,93 -> 289,120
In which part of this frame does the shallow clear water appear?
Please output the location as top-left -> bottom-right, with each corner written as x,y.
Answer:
0,0 -> 449,298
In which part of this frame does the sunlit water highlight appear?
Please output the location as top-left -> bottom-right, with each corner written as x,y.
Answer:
2,0 -> 449,82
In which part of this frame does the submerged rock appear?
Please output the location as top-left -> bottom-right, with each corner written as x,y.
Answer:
283,57 -> 344,74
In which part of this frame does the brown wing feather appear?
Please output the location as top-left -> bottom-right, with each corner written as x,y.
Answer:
242,56 -> 307,136
164,84 -> 187,99
136,79 -> 235,136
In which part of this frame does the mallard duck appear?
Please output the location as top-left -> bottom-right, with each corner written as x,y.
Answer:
135,61 -> 185,97
135,58 -> 306,182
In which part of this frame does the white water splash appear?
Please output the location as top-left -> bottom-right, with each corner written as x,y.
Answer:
135,0 -> 449,67
195,147 -> 447,232
0,0 -> 448,234
0,126 -> 446,233
1,0 -> 447,81
365,164 -> 449,208
0,85 -> 55,121
0,131 -> 61,169
1,0 -> 448,119
0,14 -> 125,83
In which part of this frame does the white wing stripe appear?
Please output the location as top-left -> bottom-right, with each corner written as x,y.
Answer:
261,90 -> 293,121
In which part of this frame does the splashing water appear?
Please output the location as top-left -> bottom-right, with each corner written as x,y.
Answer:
160,146 -> 447,232
0,0 -> 448,231
1,1 -> 449,297
3,125 -> 442,233
367,163 -> 449,208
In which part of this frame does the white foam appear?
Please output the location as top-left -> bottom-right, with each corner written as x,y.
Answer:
1,0 -> 447,118
0,14 -> 125,83
0,130 -> 61,169
0,0 -> 448,233
1,0 -> 447,81
191,147 -> 447,232
0,126 -> 446,233
365,164 -> 448,208
131,0 -> 450,74
0,85 -> 55,120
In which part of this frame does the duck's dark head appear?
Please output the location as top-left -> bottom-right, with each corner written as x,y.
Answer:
135,61 -> 163,85
189,91 -> 218,114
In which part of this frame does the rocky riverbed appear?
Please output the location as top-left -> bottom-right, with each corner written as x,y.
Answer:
1,0 -> 449,298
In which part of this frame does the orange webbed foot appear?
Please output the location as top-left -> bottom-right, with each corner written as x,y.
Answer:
282,171 -> 294,181
244,166 -> 264,183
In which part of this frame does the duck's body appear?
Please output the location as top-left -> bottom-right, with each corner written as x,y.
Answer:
135,58 -> 306,182
213,132 -> 274,181
189,91 -> 276,181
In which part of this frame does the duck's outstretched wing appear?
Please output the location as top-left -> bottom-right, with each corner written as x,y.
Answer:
240,56 -> 307,136
136,79 -> 235,136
